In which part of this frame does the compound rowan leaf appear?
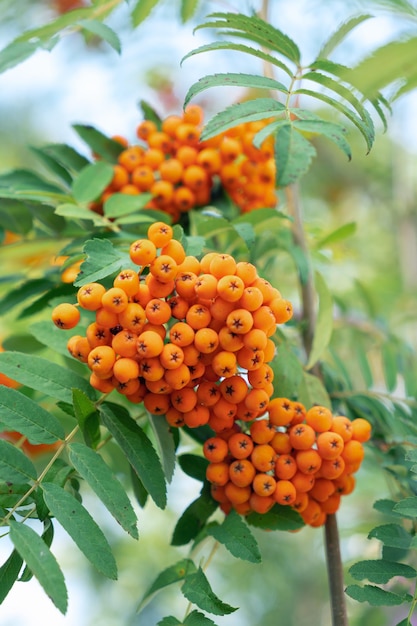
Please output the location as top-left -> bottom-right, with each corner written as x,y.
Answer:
275,123 -> 316,187
0,440 -> 37,483
72,161 -> 114,203
103,192 -> 152,218
317,14 -> 373,59
72,389 -> 100,449
9,521 -> 68,614
246,503 -> 304,531
74,238 -> 129,287
180,0 -> 199,22
138,558 -> 196,612
178,453 -> 208,483
208,510 -> 261,563
148,413 -> 176,483
298,371 -> 331,409
100,403 -> 167,509
78,20 -> 121,53
72,124 -> 125,162
131,0 -> 160,26
349,559 -> 416,584
0,386 -> 65,442
0,352 -> 95,403
42,482 -> 118,580
345,584 -> 411,606
171,487 -> 217,546
184,611 -> 217,626
68,443 -> 139,539
182,566 -> 237,615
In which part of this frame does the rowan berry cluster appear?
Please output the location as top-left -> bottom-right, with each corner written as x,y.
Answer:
52,222 -> 292,432
91,104 -> 278,222
205,401 -> 371,527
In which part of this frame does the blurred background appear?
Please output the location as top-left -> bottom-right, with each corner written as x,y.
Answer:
0,1 -> 416,624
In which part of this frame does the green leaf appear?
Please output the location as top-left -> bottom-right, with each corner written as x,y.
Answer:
19,520 -> 54,582
157,618 -> 181,626
182,566 -> 237,615
55,203 -> 108,227
34,143 -> 90,174
184,73 -> 287,109
201,98 -> 285,141
317,14 -> 373,59
41,482 -> 117,580
30,146 -> 73,186
72,161 -> 114,203
0,440 -> 37,483
315,222 -> 357,248
297,371 -> 331,409
78,20 -> 121,53
180,0 -> 199,22
138,558 -> 197,612
0,40 -> 41,74
196,12 -> 300,64
184,611 -> 217,626
0,277 -> 55,314
181,42 -> 293,77
148,414 -> 176,483
294,88 -> 374,151
306,271 -> 333,370
0,352 -> 95,403
292,119 -> 352,160
393,496 -> 417,518
172,488 -> 217,546
0,550 -> 23,603
131,0 -> 160,26
348,37 -> 417,100
345,584 -> 411,606
9,521 -> 68,614
382,342 -> 398,392
72,124 -> 125,162
74,238 -> 128,287
72,389 -> 101,449
130,466 -> 148,508
0,482 -> 33,508
368,524 -> 413,549
139,99 -> 162,127
246,503 -> 304,531
271,343 -> 304,399
178,454 -> 208,483
29,320 -> 79,357
231,222 -> 256,249
208,510 -> 261,563
103,192 -> 152,218
350,559 -> 416,584
100,403 -> 167,509
68,443 -> 138,539
275,124 -> 316,187
0,386 -> 65,443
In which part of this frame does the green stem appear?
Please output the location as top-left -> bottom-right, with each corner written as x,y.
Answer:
286,183 -> 348,626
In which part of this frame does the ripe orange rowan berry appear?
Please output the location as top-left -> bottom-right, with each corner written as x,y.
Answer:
52,303 -> 80,329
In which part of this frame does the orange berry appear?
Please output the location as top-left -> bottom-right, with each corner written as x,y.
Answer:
147,222 -> 173,248
296,449 -> 322,475
270,431 -> 292,455
275,454 -> 297,480
331,416 -> 353,442
217,275 -> 245,302
245,388 -> 270,414
183,404 -> 210,428
111,329 -> 138,358
113,357 -> 140,383
183,104 -> 204,126
341,439 -> 365,465
316,431 -> 345,460
194,328 -> 219,354
129,239 -> 157,266
170,387 -> 198,413
219,375 -> 248,404
159,158 -> 184,184
136,329 -> 164,358
203,437 -> 229,463
86,323 -> 112,349
229,459 -> 256,487
160,343 -> 184,370
77,283 -> 106,311
251,443 -> 276,472
206,462 -> 230,486
194,273 -> 218,300
289,423 -> 316,450
228,432 -> 254,460
305,405 -> 333,433
186,304 -> 211,330
226,309 -> 253,334
274,480 -> 297,505
253,473 -> 277,497
136,119 -> 158,141
101,287 -> 128,314
351,418 -> 372,443
52,303 -> 80,329
211,351 -> 237,378
88,345 -> 116,377
145,298 -> 171,325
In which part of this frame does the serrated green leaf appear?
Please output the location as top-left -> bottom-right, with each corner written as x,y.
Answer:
148,414 -> 176,483
306,271 -> 333,370
100,403 -> 167,509
345,584 -> 411,606
232,222 -> 255,249
0,40 -> 41,74
317,14 -> 373,59
55,203 -> 108,227
42,482 -> 117,579
72,161 -> 114,203
292,119 -> 352,160
184,73 -> 287,109
208,510 -> 261,563
298,371 -> 331,409
72,124 -> 125,162
201,98 -> 285,141
103,192 -> 152,218
172,488 -> 217,546
0,386 -> 65,443
19,520 -> 54,582
178,454 -> 208,483
29,320 -> 78,357
393,496 -> 417,518
182,566 -> 237,615
68,443 -> 138,539
349,559 -> 416,584
275,124 -> 316,187
157,617 -> 181,626
0,352 -> 95,403
181,42 -> 293,77
0,550 -> 23,603
294,88 -> 374,151
0,440 -> 37,483
72,389 -> 100,449
271,343 -> 304,398
184,611 -> 217,626
196,12 -> 300,64
0,482 -> 33,508
9,521 -> 68,613
130,466 -> 148,508
246,503 -> 304,531
74,238 -> 128,287
316,222 -> 357,248
183,235 -> 205,258
138,99 -> 162,126
368,524 -> 412,549
131,0 -> 160,26
30,146 -> 73,186
78,20 -> 121,53
35,143 -> 90,174
138,558 -> 196,612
